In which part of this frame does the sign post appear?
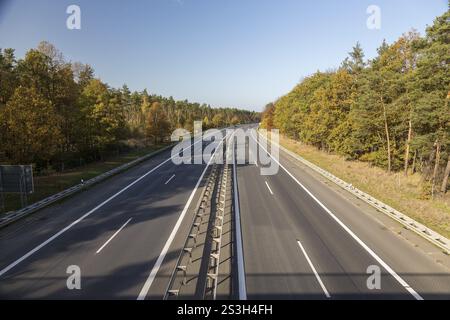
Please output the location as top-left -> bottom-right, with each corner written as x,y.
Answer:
0,170 -> 4,213
0,165 -> 34,210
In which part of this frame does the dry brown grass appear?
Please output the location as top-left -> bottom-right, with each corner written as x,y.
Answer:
279,135 -> 450,238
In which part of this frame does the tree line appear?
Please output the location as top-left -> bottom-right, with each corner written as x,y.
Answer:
0,42 -> 259,173
261,9 -> 449,196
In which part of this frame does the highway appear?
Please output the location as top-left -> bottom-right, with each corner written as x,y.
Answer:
0,135 -> 223,299
237,129 -> 450,300
0,126 -> 449,300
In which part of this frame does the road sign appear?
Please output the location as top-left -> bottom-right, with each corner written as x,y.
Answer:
0,165 -> 34,194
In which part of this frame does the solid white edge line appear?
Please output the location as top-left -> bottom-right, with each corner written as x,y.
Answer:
96,218 -> 133,254
164,174 -> 176,185
232,133 -> 248,300
265,181 -> 274,195
296,240 -> 331,298
0,133 -> 211,278
252,130 -> 424,301
137,133 -> 230,300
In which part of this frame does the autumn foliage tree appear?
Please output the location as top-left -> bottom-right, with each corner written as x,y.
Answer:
263,8 -> 450,194
0,86 -> 63,166
146,102 -> 171,144
0,42 -> 259,172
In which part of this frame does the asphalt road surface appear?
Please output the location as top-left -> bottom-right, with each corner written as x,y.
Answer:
0,126 -> 449,300
237,128 -> 450,300
0,134 -> 223,299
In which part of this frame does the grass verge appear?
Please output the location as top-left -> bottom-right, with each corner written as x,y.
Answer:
279,134 -> 450,238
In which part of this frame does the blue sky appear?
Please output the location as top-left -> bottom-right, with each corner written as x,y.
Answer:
0,0 -> 447,111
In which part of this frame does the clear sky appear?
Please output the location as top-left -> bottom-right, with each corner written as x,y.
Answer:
0,0 -> 447,111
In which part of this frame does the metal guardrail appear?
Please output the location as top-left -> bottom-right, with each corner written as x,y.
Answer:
206,163 -> 230,300
0,144 -> 176,229
165,134 -> 232,300
165,165 -> 219,299
258,131 -> 450,254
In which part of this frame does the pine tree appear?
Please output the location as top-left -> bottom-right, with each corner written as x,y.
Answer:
341,42 -> 365,74
412,9 -> 450,193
